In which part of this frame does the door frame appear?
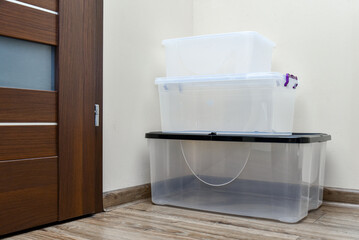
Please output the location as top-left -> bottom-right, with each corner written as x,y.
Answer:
58,0 -> 103,220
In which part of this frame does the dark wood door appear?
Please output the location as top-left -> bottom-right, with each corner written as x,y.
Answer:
58,0 -> 103,220
0,0 -> 103,235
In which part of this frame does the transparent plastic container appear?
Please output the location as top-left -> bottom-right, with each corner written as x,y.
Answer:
163,32 -> 275,77
146,132 -> 331,223
156,73 -> 298,134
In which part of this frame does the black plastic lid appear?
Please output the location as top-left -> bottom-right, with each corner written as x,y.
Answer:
145,132 -> 331,144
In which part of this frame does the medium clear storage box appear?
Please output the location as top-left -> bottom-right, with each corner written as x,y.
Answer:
156,73 -> 298,134
146,132 -> 331,223
163,32 -> 275,77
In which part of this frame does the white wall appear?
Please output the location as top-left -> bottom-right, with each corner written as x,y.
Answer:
104,0 -> 359,192
193,0 -> 359,189
103,0 -> 193,192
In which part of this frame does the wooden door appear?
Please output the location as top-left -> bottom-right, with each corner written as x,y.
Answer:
0,0 -> 103,235
58,0 -> 103,220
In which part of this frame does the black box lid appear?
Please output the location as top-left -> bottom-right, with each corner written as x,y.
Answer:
145,132 -> 331,144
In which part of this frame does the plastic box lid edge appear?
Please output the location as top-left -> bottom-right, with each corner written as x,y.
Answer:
155,72 -> 285,85
145,132 -> 331,144
162,31 -> 275,47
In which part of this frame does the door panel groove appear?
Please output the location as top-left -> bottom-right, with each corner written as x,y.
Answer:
0,156 -> 58,163
18,0 -> 58,12
5,0 -> 58,14
0,123 -> 58,126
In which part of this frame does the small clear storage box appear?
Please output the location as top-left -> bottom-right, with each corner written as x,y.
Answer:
156,73 -> 298,134
163,32 -> 275,77
146,132 -> 331,223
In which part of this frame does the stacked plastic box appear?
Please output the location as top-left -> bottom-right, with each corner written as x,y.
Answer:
146,32 -> 331,223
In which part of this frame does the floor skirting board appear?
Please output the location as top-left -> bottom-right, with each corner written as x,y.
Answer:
103,184 -> 359,209
103,184 -> 151,209
323,187 -> 359,205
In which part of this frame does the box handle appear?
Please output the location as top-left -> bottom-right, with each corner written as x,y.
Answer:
285,73 -> 298,89
180,141 -> 250,187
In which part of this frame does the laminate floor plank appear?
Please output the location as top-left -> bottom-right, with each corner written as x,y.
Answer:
85,210 -> 298,240
54,220 -> 197,240
124,202 -> 359,240
5,199 -> 359,240
302,209 -> 326,223
7,229 -> 84,240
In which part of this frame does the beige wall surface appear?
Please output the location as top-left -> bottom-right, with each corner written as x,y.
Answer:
193,0 -> 359,190
104,0 -> 359,191
103,0 -> 193,192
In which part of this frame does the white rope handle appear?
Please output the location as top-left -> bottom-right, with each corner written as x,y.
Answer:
180,141 -> 250,187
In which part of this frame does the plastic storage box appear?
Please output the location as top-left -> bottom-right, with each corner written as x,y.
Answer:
146,132 -> 331,223
156,73 -> 298,134
163,32 -> 275,77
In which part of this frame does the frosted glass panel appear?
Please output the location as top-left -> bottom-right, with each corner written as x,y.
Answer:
0,36 -> 55,91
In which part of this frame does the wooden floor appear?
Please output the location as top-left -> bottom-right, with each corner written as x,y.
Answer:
5,199 -> 359,240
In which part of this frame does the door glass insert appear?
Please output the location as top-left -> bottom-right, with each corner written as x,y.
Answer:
0,35 -> 55,91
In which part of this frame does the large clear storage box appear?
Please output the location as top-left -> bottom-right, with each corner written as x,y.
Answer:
146,132 -> 331,223
163,32 -> 275,77
156,73 -> 298,134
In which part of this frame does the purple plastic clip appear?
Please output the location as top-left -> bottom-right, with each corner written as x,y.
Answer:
285,73 -> 299,88
284,73 -> 290,87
